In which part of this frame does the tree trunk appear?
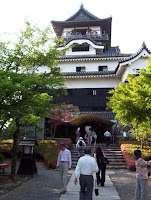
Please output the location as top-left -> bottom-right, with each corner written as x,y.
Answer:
35,126 -> 37,139
10,118 -> 20,178
141,140 -> 144,149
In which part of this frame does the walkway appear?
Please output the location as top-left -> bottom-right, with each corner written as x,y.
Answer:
59,170 -> 120,200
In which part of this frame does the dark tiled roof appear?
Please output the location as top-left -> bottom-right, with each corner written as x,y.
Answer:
119,42 -> 151,63
63,71 -> 115,76
66,4 -> 102,22
58,47 -> 131,60
80,111 -> 116,120
51,5 -> 111,24
65,37 -> 106,47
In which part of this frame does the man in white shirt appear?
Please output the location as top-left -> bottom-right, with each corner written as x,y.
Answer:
104,129 -> 112,147
56,143 -> 72,194
74,147 -> 98,200
76,137 -> 86,157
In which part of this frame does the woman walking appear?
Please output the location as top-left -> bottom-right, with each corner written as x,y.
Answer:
94,146 -> 107,186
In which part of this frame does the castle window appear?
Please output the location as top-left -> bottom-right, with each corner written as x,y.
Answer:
98,66 -> 108,72
72,44 -> 89,52
93,90 -> 97,96
88,89 -> 96,95
76,67 -> 85,72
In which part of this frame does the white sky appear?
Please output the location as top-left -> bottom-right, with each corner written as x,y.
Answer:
0,0 -> 150,53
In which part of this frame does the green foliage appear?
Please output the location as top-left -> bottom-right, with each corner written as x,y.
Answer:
107,56 -> 151,142
0,19 -> 67,176
0,19 -> 66,135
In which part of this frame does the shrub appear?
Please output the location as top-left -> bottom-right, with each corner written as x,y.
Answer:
120,142 -> 151,171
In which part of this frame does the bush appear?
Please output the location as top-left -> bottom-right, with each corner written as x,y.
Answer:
119,137 -> 128,142
34,139 -> 72,169
120,142 -> 151,171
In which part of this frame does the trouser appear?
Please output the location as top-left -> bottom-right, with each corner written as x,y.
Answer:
59,162 -> 68,191
87,136 -> 92,144
135,179 -> 148,200
106,137 -> 110,147
96,166 -> 106,186
76,135 -> 80,142
79,174 -> 93,200
78,146 -> 84,157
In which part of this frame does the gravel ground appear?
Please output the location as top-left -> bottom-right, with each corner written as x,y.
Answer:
0,160 -> 71,200
109,169 -> 151,200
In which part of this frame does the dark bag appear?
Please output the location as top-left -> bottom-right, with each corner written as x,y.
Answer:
79,141 -> 83,146
99,156 -> 109,165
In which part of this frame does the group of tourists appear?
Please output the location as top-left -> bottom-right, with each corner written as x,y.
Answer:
75,127 -> 97,144
56,128 -> 151,200
56,142 -> 109,199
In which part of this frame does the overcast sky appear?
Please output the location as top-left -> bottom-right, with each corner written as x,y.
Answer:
0,0 -> 150,53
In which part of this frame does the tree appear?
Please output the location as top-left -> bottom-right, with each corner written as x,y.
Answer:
107,56 -> 151,144
0,20 -> 66,176
47,105 -> 71,139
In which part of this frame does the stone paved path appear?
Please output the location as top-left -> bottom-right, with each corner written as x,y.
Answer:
59,170 -> 120,200
0,161 -> 70,200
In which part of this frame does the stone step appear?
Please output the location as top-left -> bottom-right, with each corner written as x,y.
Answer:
70,144 -> 127,170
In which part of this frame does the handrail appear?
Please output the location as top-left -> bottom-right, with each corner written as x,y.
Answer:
60,34 -> 108,41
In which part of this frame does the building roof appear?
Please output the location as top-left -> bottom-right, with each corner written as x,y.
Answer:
63,70 -> 115,76
69,112 -> 115,126
66,4 -> 104,22
116,42 -> 151,74
57,46 -> 131,61
80,111 -> 116,120
52,4 -> 112,24
119,42 -> 151,64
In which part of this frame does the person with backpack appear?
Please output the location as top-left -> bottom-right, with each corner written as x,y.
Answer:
76,137 -> 86,157
94,146 -> 108,186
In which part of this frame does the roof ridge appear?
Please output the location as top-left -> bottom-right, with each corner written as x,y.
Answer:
120,42 -> 151,63
65,5 -> 109,22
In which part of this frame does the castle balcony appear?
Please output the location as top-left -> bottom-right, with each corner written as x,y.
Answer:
60,33 -> 108,42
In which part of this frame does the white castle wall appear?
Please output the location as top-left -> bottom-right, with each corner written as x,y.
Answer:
58,60 -> 119,73
65,77 -> 120,89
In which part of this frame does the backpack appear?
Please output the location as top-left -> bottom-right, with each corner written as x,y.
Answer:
79,141 -> 83,146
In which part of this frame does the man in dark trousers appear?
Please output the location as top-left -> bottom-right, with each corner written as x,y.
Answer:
74,147 -> 98,200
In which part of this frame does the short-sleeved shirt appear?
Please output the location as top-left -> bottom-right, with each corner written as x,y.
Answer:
136,158 -> 151,180
104,131 -> 111,137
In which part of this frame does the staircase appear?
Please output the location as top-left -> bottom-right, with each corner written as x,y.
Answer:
71,144 -> 127,169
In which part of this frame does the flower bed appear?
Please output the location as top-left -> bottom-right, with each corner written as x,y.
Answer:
35,139 -> 72,169
120,142 -> 151,171
0,138 -> 72,169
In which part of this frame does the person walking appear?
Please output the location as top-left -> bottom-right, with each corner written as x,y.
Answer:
56,143 -> 72,194
104,129 -> 111,147
75,127 -> 81,143
74,147 -> 98,200
94,146 -> 107,186
134,149 -> 151,200
85,128 -> 92,145
76,137 -> 86,157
